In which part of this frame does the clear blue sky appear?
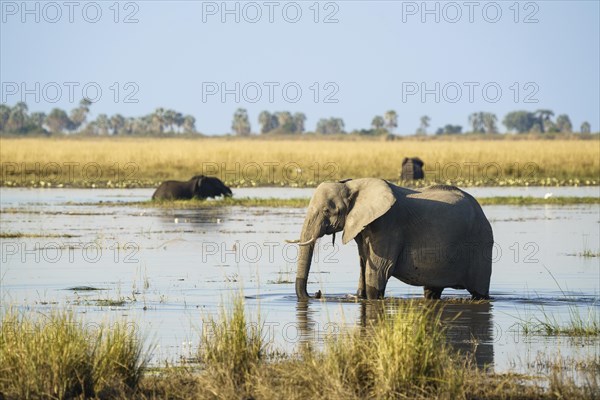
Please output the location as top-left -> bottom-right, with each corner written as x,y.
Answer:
1,0 -> 599,134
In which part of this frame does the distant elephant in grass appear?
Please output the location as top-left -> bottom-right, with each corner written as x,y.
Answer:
287,178 -> 493,300
152,175 -> 232,200
401,157 -> 425,180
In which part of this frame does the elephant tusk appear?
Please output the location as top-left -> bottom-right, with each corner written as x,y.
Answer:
285,238 -> 316,246
297,237 -> 316,246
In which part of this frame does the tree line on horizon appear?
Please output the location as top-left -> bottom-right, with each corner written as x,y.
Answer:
0,101 -> 593,136
0,100 -> 197,136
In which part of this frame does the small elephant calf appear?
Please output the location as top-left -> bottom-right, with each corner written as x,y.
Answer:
401,157 -> 425,180
152,175 -> 232,200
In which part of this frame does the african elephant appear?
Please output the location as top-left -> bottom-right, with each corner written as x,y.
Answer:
152,175 -> 232,200
288,178 -> 493,300
401,157 -> 424,180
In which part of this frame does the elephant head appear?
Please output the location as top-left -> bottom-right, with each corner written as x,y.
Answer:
289,179 -> 396,299
192,175 -> 232,198
401,157 -> 425,180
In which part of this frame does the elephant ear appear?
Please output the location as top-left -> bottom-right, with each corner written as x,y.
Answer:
342,179 -> 396,245
195,176 -> 207,192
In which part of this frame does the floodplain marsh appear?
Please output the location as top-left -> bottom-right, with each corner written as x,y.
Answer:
1,137 -> 598,187
1,186 -> 598,398
0,136 -> 599,398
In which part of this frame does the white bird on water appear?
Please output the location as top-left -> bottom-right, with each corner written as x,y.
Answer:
544,193 -> 553,199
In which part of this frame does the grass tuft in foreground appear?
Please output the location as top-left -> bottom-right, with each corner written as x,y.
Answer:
0,308 -> 150,399
311,300 -> 464,398
1,300 -> 598,399
197,295 -> 267,393
144,299 -> 465,399
141,299 -> 598,399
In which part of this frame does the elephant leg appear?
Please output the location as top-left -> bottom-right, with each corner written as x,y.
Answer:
362,223 -> 401,300
355,235 -> 367,299
424,287 -> 443,300
365,259 -> 391,300
465,238 -> 493,300
358,257 -> 367,299
469,290 -> 490,300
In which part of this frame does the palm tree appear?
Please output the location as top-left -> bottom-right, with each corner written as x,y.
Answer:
183,115 -> 196,133
316,117 -> 345,134
482,113 -> 498,134
469,112 -> 485,133
151,108 -> 165,134
371,116 -> 384,130
174,112 -> 184,133
122,117 -> 135,135
133,117 -> 150,134
95,114 -> 110,135
534,109 -> 554,133
29,112 -> 47,131
555,114 -> 572,133
8,102 -> 28,132
163,109 -> 177,133
417,115 -> 430,135
332,117 -> 345,134
258,111 -> 273,134
69,98 -> 92,131
580,121 -> 591,134
293,112 -> 306,134
316,118 -> 328,134
0,104 -> 11,131
384,110 -> 397,133
275,111 -> 294,133
232,108 -> 251,136
110,114 -> 125,135
45,108 -> 70,134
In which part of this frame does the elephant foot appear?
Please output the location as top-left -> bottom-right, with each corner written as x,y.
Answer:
470,291 -> 490,300
357,288 -> 367,299
366,285 -> 385,300
424,287 -> 443,300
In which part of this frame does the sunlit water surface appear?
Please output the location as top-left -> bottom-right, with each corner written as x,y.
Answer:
1,187 -> 598,376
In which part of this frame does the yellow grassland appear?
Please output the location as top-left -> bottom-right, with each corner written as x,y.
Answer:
1,137 -> 598,187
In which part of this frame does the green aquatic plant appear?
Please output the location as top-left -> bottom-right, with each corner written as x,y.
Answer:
515,266 -> 600,337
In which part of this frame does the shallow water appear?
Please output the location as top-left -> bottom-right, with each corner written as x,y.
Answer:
0,187 -> 598,374
0,185 -> 598,207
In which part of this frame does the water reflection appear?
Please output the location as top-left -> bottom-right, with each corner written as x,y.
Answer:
295,298 -> 494,369
441,302 -> 494,370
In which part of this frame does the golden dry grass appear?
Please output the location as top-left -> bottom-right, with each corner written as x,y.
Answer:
1,137 -> 598,187
2,300 -> 598,399
0,308 -> 149,399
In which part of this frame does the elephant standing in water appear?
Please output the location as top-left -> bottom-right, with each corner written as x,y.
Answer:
401,157 -> 425,180
152,175 -> 232,200
287,178 -> 493,300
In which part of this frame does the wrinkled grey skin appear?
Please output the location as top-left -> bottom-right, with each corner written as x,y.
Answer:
401,157 -> 424,180
293,178 -> 493,300
152,175 -> 232,200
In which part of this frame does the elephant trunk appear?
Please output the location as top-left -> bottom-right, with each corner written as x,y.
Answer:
295,243 -> 314,299
295,212 -> 322,300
